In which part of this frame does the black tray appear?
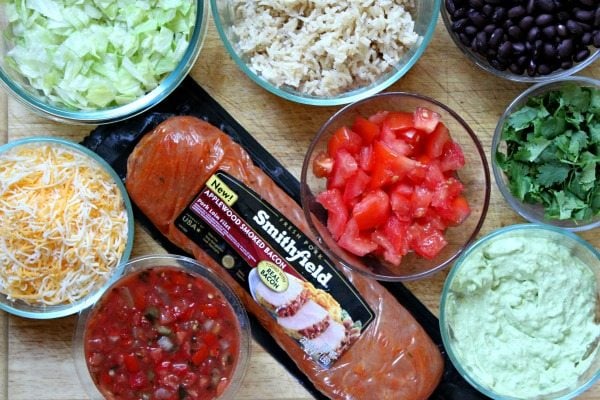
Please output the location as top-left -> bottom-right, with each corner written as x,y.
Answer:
82,76 -> 487,400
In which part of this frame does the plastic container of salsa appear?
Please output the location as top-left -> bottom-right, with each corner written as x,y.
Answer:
73,254 -> 250,400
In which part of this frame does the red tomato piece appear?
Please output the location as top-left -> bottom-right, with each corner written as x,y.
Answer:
313,151 -> 333,178
382,216 -> 410,256
316,189 -> 349,241
424,161 -> 445,191
425,122 -> 450,158
338,218 -> 378,257
368,110 -> 389,126
437,195 -> 471,226
352,116 -> 380,144
343,170 -> 371,205
440,140 -> 466,172
372,230 -> 403,266
419,208 -> 448,231
328,149 -> 358,189
328,126 -> 363,156
380,130 -> 412,156
124,353 -> 141,373
390,191 -> 412,222
352,190 -> 390,230
358,145 -> 373,172
413,107 -> 441,134
409,224 -> 448,259
192,343 -> 209,366
383,112 -> 414,131
410,186 -> 433,218
432,177 -> 465,208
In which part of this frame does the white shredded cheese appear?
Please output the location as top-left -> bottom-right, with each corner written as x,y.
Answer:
0,143 -> 129,305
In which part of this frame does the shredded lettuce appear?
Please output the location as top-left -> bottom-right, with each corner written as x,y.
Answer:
4,0 -> 196,110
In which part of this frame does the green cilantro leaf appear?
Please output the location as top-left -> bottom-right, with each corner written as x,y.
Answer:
507,106 -> 538,130
535,162 -> 570,186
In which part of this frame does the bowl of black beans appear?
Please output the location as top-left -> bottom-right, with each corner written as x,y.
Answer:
442,0 -> 600,81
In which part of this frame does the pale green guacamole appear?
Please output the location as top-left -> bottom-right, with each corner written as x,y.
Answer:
446,235 -> 600,399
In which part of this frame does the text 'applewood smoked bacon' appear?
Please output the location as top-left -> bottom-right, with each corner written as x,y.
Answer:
125,116 -> 443,400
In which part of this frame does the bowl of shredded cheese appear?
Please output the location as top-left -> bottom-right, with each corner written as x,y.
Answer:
0,137 -> 134,319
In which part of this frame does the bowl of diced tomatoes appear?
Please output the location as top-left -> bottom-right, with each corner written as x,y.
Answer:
300,92 -> 491,281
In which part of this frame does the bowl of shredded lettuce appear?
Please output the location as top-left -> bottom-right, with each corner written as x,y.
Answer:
0,0 -> 208,124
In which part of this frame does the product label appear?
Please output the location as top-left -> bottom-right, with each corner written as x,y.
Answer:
175,171 -> 374,368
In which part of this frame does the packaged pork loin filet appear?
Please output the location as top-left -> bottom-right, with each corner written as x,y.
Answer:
82,78 -> 487,400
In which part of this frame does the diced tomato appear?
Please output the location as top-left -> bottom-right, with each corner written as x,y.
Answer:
424,161 -> 445,191
390,191 -> 412,222
372,230 -> 403,266
129,371 -> 148,390
381,132 -> 412,156
368,110 -> 389,125
419,208 -> 447,231
352,190 -> 390,230
338,218 -> 378,257
343,170 -> 371,205
316,189 -> 348,241
440,140 -> 465,172
352,116 -> 380,144
191,343 -> 209,366
312,151 -> 333,178
437,195 -> 471,226
382,216 -> 410,256
413,107 -> 441,133
398,128 -> 420,144
199,304 -> 219,319
358,145 -> 373,172
409,224 -> 448,259
425,122 -> 450,158
432,177 -> 465,208
328,149 -> 358,189
410,186 -> 433,218
124,353 -> 141,373
370,141 -> 423,188
383,112 -> 414,131
328,126 -> 362,156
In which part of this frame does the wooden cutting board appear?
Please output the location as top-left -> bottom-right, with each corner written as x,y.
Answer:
0,18 -> 599,400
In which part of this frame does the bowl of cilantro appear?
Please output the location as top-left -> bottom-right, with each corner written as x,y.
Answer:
492,76 -> 600,232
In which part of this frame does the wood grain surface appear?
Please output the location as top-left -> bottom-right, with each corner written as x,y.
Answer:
1,16 -> 599,400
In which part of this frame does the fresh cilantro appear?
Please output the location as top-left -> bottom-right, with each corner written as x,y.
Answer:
497,85 -> 600,222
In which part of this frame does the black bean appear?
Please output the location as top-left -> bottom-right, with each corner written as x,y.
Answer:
465,25 -> 478,35
484,24 -> 497,34
453,7 -> 468,20
508,25 -> 523,39
582,32 -> 593,45
594,7 -> 600,27
560,59 -> 573,69
489,28 -> 505,47
468,10 -> 487,28
578,0 -> 595,6
498,41 -> 513,57
556,24 -> 568,37
490,58 -> 508,70
578,22 -> 592,32
557,38 -> 574,57
574,48 -> 591,62
566,20 -> 583,35
483,4 -> 494,16
469,0 -> 484,9
575,10 -> 594,22
513,42 -> 527,54
508,6 -> 526,19
492,7 -> 507,23
509,63 -> 525,74
476,31 -> 489,50
445,0 -> 457,15
519,16 -> 535,31
485,0 -> 502,4
538,64 -> 552,75
452,18 -> 470,32
527,60 -> 537,76
535,0 -> 555,12
557,11 -> 570,22
459,33 -> 472,46
517,55 -> 529,67
527,26 -> 541,42
526,0 -> 536,14
526,40 -> 534,52
535,14 -> 554,27
594,31 -> 600,47
543,42 -> 557,57
542,25 -> 557,39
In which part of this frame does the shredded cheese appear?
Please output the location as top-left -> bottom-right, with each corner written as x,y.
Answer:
0,142 -> 129,306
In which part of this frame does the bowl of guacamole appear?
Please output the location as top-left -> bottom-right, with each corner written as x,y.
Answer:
440,224 -> 600,400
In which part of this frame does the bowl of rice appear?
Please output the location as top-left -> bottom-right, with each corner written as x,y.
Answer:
211,0 -> 440,106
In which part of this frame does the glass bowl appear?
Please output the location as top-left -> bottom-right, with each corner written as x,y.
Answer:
440,2 -> 600,82
492,76 -> 600,232
300,92 -> 491,281
0,137 -> 134,319
0,1 -> 208,124
210,0 -> 440,106
73,254 -> 251,400
440,224 -> 600,400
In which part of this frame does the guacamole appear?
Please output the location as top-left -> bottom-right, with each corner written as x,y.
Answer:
446,235 -> 600,398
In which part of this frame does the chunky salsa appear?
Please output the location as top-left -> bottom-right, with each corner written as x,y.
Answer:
84,267 -> 241,400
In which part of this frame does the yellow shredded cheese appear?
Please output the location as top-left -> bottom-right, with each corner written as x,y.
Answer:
0,142 -> 129,306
